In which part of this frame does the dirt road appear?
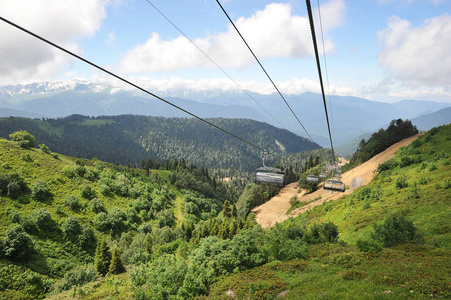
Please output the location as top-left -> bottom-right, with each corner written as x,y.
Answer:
253,133 -> 425,228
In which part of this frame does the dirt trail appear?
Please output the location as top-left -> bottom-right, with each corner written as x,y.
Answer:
253,132 -> 425,228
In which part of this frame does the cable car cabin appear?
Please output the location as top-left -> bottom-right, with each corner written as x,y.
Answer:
318,173 -> 327,179
306,175 -> 319,183
323,179 -> 345,192
255,167 -> 285,187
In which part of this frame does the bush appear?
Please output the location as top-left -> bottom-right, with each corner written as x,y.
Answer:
21,153 -> 33,162
33,208 -> 53,229
9,130 -> 36,148
39,144 -> 50,154
61,215 -> 82,239
371,213 -> 419,247
90,198 -> 106,213
31,180 -> 52,201
378,158 -> 398,172
64,195 -> 80,210
395,175 -> 408,189
0,173 -> 27,199
52,265 -> 97,293
80,184 -> 96,200
400,156 -> 414,168
2,225 -> 34,260
356,238 -> 383,254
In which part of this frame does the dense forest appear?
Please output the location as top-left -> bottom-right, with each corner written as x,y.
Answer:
350,118 -> 418,164
0,115 -> 320,173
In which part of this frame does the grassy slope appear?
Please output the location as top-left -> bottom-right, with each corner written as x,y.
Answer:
0,138 -> 176,299
208,125 -> 451,299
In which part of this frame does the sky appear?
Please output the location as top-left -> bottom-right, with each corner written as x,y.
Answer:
0,0 -> 450,103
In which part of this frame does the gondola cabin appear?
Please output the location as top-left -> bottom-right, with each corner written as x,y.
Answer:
255,167 -> 285,187
323,179 -> 345,192
306,175 -> 319,183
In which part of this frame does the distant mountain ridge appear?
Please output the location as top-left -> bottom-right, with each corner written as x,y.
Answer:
1,80 -> 450,146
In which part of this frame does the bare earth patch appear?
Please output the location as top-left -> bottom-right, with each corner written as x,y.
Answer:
253,133 -> 424,228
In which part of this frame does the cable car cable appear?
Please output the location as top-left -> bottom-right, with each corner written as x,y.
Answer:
144,0 -> 285,129
316,0 -> 336,149
215,0 -> 314,143
305,0 -> 336,162
0,15 -> 283,160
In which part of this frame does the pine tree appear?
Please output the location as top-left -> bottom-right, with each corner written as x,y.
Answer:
95,239 -> 111,276
109,247 -> 125,275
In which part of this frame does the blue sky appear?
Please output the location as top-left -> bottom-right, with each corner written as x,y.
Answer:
0,0 -> 450,102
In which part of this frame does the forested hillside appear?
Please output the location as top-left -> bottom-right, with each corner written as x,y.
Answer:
0,115 -> 320,172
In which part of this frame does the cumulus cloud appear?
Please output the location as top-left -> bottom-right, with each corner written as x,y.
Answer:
377,14 -> 451,87
118,0 -> 345,74
0,0 -> 109,83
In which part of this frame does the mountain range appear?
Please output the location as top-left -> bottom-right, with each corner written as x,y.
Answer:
1,80 -> 450,147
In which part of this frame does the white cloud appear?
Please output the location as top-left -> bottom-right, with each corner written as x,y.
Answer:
377,14 -> 451,87
118,0 -> 345,74
0,0 -> 109,83
106,31 -> 117,45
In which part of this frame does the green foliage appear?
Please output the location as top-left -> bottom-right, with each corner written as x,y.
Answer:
356,238 -> 383,254
371,213 -> 419,247
39,143 -> 50,153
80,184 -> 96,200
109,248 -> 126,275
64,194 -> 80,210
61,215 -> 82,240
2,225 -> 34,260
9,130 -> 36,148
21,152 -> 33,162
51,265 -> 97,294
352,119 -> 418,164
90,197 -> 106,213
395,174 -> 408,189
31,179 -> 52,201
95,239 -> 111,276
32,208 -> 53,230
0,172 -> 27,199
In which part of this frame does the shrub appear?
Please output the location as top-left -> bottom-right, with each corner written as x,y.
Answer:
8,210 -> 21,223
2,225 -> 34,260
33,208 -> 53,229
39,144 -> 50,154
80,184 -> 96,200
20,215 -> 39,234
378,158 -> 398,172
395,175 -> 408,189
400,156 -> 414,168
31,180 -> 52,201
371,213 -> 418,247
64,195 -> 81,210
52,265 -> 97,293
0,173 -> 27,199
78,225 -> 96,249
356,238 -> 383,254
21,153 -> 33,162
90,198 -> 106,213
99,184 -> 111,196
9,130 -> 36,148
61,215 -> 82,239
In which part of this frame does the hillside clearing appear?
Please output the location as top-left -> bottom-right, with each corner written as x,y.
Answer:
253,132 -> 425,228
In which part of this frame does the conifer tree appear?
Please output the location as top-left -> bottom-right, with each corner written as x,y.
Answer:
95,239 -> 111,276
109,247 -> 125,275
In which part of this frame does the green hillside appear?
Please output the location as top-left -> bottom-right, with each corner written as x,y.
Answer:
208,124 -> 451,299
0,124 -> 449,299
0,115 -> 320,172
